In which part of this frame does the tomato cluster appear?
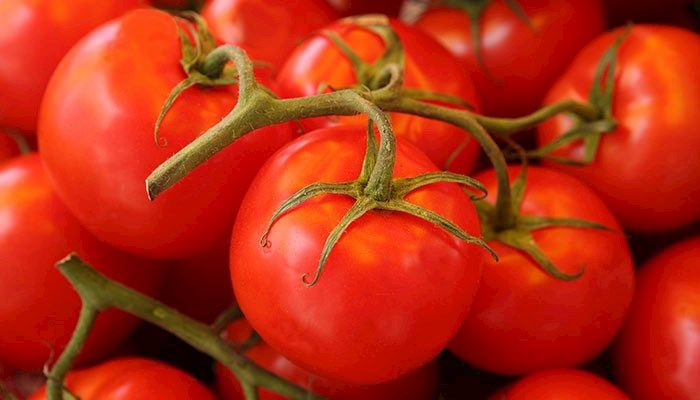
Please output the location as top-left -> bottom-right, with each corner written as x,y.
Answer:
1,0 -> 699,399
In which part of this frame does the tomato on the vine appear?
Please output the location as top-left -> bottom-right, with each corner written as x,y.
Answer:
215,319 -> 439,400
230,126 -> 485,384
449,166 -> 634,375
0,0 -> 148,133
415,0 -> 605,117
277,19 -> 482,174
538,25 -> 700,232
29,357 -> 215,400
39,9 -> 296,260
490,369 -> 629,399
0,154 -> 165,371
613,236 -> 700,400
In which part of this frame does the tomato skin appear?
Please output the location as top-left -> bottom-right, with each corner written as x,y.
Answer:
277,19 -> 481,174
230,126 -> 484,384
0,0 -> 148,133
415,0 -> 605,117
215,319 -> 439,400
612,236 -> 700,399
489,369 -> 629,400
28,357 -> 215,400
326,0 -> 404,16
449,166 -> 634,375
39,9 -> 296,260
0,154 -> 165,371
537,25 -> 700,233
201,0 -> 339,71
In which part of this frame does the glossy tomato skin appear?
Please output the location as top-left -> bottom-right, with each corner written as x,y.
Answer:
489,369 -> 629,400
28,357 -> 215,400
277,20 -> 481,174
612,236 -> 700,399
0,0 -> 147,133
231,126 -> 484,384
449,166 -> 634,375
326,0 -> 404,16
201,0 -> 339,71
0,154 -> 165,371
415,0 -> 605,117
537,25 -> 700,233
39,9 -> 296,260
215,319 -> 439,400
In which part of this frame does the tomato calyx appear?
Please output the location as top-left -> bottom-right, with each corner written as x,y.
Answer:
526,27 -> 632,165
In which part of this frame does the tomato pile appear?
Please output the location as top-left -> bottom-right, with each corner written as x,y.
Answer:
1,0 -> 699,399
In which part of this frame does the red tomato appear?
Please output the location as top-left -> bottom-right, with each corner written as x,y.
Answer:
28,357 -> 215,400
0,154 -> 165,371
39,9 -> 296,260
230,126 -> 484,384
449,166 -> 634,375
215,319 -> 439,400
415,0 -> 605,117
326,0 -> 404,16
490,369 -> 629,399
201,0 -> 339,71
277,19 -> 481,174
613,236 -> 700,399
0,129 -> 21,163
0,0 -> 147,133
537,25 -> 700,232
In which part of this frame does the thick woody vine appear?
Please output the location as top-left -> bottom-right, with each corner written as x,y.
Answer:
45,14 -> 625,400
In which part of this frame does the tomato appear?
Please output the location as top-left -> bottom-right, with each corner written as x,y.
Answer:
0,129 -> 21,163
201,0 -> 339,71
0,154 -> 165,371
537,25 -> 700,233
489,369 -> 629,399
39,9 -> 296,260
604,0 -> 699,30
230,126 -> 484,384
215,319 -> 439,400
0,0 -> 147,133
277,19 -> 481,174
326,0 -> 404,16
415,0 -> 605,117
449,166 -> 634,375
28,357 -> 215,400
612,236 -> 700,399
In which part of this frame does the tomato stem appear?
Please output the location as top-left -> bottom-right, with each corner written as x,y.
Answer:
474,100 -> 599,135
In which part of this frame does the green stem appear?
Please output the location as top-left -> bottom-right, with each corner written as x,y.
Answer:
474,100 -> 599,135
211,304 -> 244,333
52,255 -> 323,400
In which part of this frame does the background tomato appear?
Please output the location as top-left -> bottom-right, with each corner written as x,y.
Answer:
201,0 -> 339,71
489,369 -> 629,399
449,166 -> 634,375
613,236 -> 700,399
0,154 -> 165,371
216,319 -> 439,400
0,129 -> 21,163
0,0 -> 147,133
39,9 -> 296,260
415,0 -> 605,118
29,357 -> 215,400
537,25 -> 700,232
231,126 -> 484,384
326,0 -> 404,16
277,19 -> 481,174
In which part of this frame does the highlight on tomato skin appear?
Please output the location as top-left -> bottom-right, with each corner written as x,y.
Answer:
612,236 -> 700,400
488,368 -> 630,399
0,0 -> 149,134
0,154 -> 166,371
215,319 -> 440,400
27,357 -> 216,400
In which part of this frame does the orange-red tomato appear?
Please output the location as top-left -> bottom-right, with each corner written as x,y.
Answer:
490,369 -> 629,399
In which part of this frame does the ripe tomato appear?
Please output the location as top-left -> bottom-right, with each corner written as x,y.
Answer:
201,0 -> 339,71
215,319 -> 439,400
326,0 -> 404,16
0,154 -> 165,371
613,236 -> 700,399
277,19 -> 481,174
537,25 -> 700,233
28,357 -> 215,400
490,369 -> 629,399
449,166 -> 634,375
0,129 -> 20,163
415,0 -> 605,117
39,9 -> 295,260
0,0 -> 147,133
230,126 -> 484,384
